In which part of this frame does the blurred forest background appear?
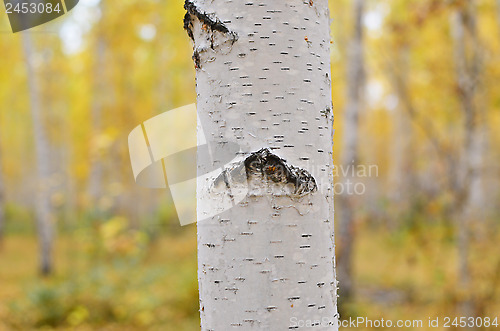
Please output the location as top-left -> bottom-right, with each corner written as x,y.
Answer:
0,0 -> 499,330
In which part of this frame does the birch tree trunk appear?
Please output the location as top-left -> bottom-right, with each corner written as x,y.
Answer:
22,32 -> 54,276
388,46 -> 414,213
0,140 -> 5,245
451,0 -> 483,318
184,0 -> 338,329
337,0 -> 365,305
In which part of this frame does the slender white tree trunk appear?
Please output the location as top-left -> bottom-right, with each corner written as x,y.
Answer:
0,140 -> 5,245
389,46 -> 414,212
22,32 -> 54,275
337,0 -> 365,304
185,0 -> 338,329
451,0 -> 483,318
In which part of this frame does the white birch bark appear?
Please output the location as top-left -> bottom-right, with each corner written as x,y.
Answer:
22,32 -> 54,275
185,0 -> 338,329
337,0 -> 365,303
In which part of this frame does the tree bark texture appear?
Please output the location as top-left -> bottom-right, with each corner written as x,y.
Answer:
185,0 -> 338,329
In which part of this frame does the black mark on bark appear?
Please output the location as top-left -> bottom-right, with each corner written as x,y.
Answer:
184,0 -> 238,45
245,148 -> 317,196
192,50 -> 201,69
213,148 -> 317,197
184,0 -> 238,69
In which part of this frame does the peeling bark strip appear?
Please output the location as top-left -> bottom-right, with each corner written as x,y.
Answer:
189,0 -> 337,329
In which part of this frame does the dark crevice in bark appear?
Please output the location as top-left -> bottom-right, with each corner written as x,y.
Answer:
184,0 -> 238,43
213,149 -> 317,197
320,106 -> 332,122
244,148 -> 317,196
192,49 -> 201,69
183,0 -> 238,69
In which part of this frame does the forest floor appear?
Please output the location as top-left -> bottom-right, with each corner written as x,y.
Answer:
0,222 -> 499,330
